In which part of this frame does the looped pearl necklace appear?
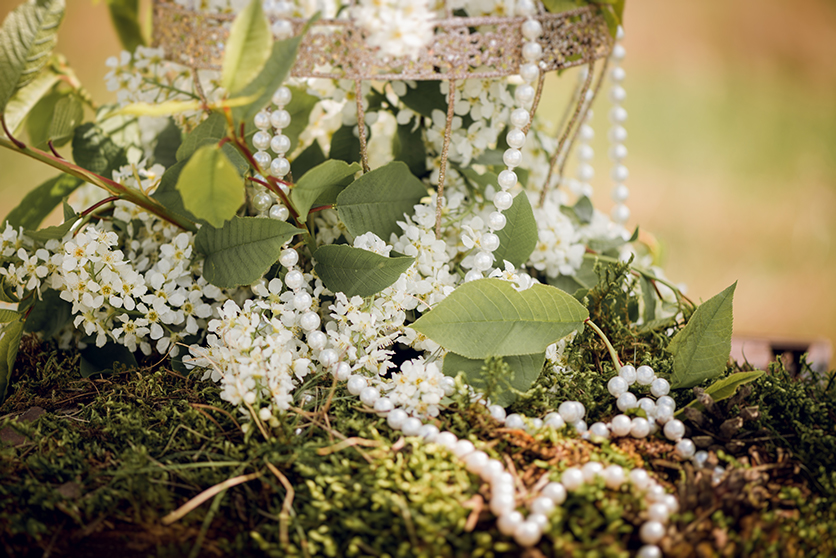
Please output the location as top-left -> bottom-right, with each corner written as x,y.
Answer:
252,86 -> 294,221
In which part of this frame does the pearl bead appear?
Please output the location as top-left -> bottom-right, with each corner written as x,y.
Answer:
359,386 -> 380,406
280,248 -> 299,268
493,191 -> 514,210
387,408 -> 408,430
576,163 -> 594,182
492,472 -> 514,488
637,545 -> 662,558
300,311 -> 320,332
464,450 -> 489,474
284,270 -> 304,290
452,439 -> 475,458
418,423 -> 439,441
648,503 -> 670,523
473,251 -> 494,271
490,493 -> 516,516
611,184 -> 629,203
676,438 -> 696,458
608,125 -> 628,143
253,130 -> 271,151
557,401 -> 582,423
401,417 -> 423,436
481,459 -> 505,482
528,417 -> 543,431
579,124 -> 594,141
663,419 -> 685,441
616,392 -> 637,411
611,204 -> 630,224
637,398 -> 656,416
609,85 -> 627,103
307,330 -> 327,350
561,467 -> 584,491
607,376 -> 629,396
270,157 -> 290,178
271,19 -> 293,39
639,520 -> 665,544
269,204 -> 289,221
488,404 -> 506,422
435,431 -> 457,449
656,395 -> 676,409
629,468 -> 651,491
503,148 -> 523,168
577,144 -> 594,161
609,106 -> 628,125
270,109 -> 291,129
663,494 -> 679,514
515,0 -> 536,17
582,461 -> 603,482
481,232 -> 500,252
510,108 -> 531,129
346,375 -> 367,396
488,211 -> 507,231
542,482 -> 567,504
602,465 -> 625,489
544,412 -> 565,430
652,404 -> 672,426
335,362 -> 352,381
618,365 -> 637,385
530,496 -> 555,516
464,270 -> 482,283
528,513 -> 549,531
631,417 -> 650,438
294,291 -> 313,310
636,365 -> 655,385
254,111 -> 271,130
573,419 -> 588,434
589,421 -> 610,440
374,397 -> 394,413
519,62 -> 539,83
611,164 -> 629,183
512,521 -> 541,547
650,378 -> 670,398
440,376 -> 456,396
611,44 -> 626,61
522,41 -> 543,62
252,192 -> 273,212
694,450 -> 709,468
498,169 -> 518,190
505,129 -> 527,149
253,150 -> 271,169
515,84 -> 536,105
272,86 -> 292,107
521,19 -> 543,39
497,511 -> 523,536
610,414 -> 632,437
505,413 -> 525,430
610,66 -> 626,83
270,134 -> 291,155
609,143 -> 628,162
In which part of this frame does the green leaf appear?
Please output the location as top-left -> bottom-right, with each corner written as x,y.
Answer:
492,192 -> 537,268
667,282 -> 737,389
3,61 -> 60,133
329,124 -> 361,164
411,278 -> 589,359
613,0 -> 625,22
3,173 -> 81,230
221,0 -> 271,94
290,140 -> 326,179
443,352 -> 545,407
176,113 -> 248,174
547,257 -> 598,294
195,216 -> 303,288
23,288 -> 70,339
680,370 -> 766,414
79,341 -> 138,378
152,118 -> 182,169
0,277 -> 19,303
24,209 -> 77,243
291,160 -> 360,220
573,195 -> 594,224
105,0 -> 146,53
71,123 -> 128,176
542,0 -> 583,13
457,167 -> 497,194
151,160 -> 202,224
313,244 -> 414,298
0,309 -> 20,323
0,0 -> 65,113
399,81 -> 446,118
600,6 -> 619,37
233,32 -> 307,124
44,93 -> 83,147
176,144 -> 245,228
0,317 -> 25,402
640,275 -> 657,323
393,121 -> 426,177
25,87 -> 61,147
336,161 -> 427,241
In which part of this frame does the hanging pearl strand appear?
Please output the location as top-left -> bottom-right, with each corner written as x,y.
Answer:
251,86 -> 293,221
572,78 -> 596,199
608,27 -> 630,225
463,0 -> 541,283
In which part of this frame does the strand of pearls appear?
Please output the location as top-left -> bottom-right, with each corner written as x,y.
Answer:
463,0 -> 542,283
608,27 -> 630,225
252,86 -> 293,221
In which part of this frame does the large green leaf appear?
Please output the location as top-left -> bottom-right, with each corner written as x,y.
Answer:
399,81 -> 446,118
313,244 -> 414,298
195,216 -> 303,288
0,317 -> 25,403
71,123 -> 128,176
393,121 -> 426,177
105,0 -> 145,53
3,173 -> 82,230
411,278 -> 588,359
0,309 -> 20,323
291,160 -> 360,220
680,370 -> 765,414
43,93 -> 83,147
667,282 -> 737,389
336,161 -> 427,241
443,351 -> 545,407
329,124 -> 361,164
151,160 -> 202,224
24,204 -> 78,242
221,0 -> 271,94
290,140 -> 326,179
233,32 -> 307,124
3,61 -> 60,133
492,192 -> 537,268
23,288 -> 70,339
176,112 -> 248,173
152,118 -> 181,169
176,144 -> 245,228
0,0 -> 65,113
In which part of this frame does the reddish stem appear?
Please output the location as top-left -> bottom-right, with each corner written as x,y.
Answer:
81,196 -> 120,217
1,115 -> 26,149
309,205 -> 333,214
47,140 -> 63,159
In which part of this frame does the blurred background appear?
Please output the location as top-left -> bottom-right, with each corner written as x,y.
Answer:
1,0 -> 834,361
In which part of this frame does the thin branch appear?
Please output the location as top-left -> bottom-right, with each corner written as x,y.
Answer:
355,79 -> 370,173
435,78 -> 457,239
161,471 -> 263,525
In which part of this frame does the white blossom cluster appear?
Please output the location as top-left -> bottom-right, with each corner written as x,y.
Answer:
352,0 -> 435,60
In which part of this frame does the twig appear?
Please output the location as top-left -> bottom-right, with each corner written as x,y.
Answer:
355,79 -> 370,173
265,462 -> 295,549
585,318 -> 623,370
435,78 -> 457,239
161,471 -> 263,525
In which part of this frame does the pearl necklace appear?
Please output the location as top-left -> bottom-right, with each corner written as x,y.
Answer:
608,27 -> 630,225
252,85 -> 294,221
